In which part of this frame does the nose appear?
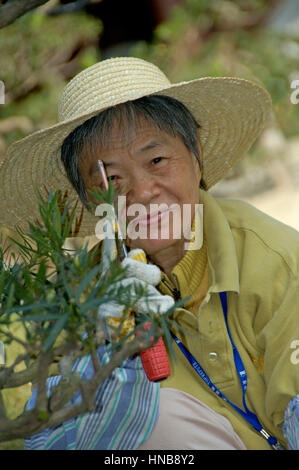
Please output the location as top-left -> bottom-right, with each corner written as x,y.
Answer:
125,169 -> 160,206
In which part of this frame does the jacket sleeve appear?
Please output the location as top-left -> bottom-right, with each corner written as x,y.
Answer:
257,275 -> 299,428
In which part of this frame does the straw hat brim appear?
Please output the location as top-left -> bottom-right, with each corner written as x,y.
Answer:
0,75 -> 272,237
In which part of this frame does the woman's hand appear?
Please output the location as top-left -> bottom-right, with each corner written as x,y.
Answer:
98,219 -> 175,340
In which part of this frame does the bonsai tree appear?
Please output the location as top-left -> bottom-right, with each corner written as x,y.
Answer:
0,189 -> 181,443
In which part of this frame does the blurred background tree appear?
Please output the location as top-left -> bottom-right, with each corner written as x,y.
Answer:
1,0 -> 299,188
133,0 -> 299,137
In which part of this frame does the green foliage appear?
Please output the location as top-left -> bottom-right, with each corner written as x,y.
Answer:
0,189 -> 180,362
0,9 -> 102,146
1,194 -> 108,354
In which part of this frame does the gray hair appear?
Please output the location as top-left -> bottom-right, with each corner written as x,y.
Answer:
61,95 -> 205,208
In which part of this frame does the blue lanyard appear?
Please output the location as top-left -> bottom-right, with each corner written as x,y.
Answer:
171,292 -> 283,450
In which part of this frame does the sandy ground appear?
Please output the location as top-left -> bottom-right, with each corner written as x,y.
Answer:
243,136 -> 299,233
242,186 -> 299,233
210,135 -> 299,233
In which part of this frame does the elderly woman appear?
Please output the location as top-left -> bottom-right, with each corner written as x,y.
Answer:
0,58 -> 298,451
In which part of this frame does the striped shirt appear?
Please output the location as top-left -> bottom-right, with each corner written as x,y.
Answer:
24,345 -> 159,450
283,396 -> 299,450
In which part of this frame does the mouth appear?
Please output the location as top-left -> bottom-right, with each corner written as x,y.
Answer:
132,209 -> 170,227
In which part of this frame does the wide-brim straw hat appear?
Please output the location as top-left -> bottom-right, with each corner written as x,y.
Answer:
0,57 -> 272,237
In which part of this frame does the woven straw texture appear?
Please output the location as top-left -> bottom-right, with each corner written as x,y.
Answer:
0,57 -> 272,236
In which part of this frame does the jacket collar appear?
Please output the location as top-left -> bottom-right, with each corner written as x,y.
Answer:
200,189 -> 240,294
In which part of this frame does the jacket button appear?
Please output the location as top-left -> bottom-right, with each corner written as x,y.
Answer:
208,352 -> 218,361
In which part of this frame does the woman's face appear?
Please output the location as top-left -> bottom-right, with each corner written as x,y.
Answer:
79,116 -> 202,259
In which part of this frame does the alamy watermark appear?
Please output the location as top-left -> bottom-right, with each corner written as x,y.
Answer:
290,339 -> 299,365
290,79 -> 299,104
0,81 -> 4,104
94,197 -> 203,251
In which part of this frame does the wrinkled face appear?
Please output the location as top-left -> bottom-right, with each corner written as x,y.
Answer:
79,116 -> 202,258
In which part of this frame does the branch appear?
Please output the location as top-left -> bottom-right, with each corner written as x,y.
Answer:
35,351 -> 53,418
0,328 -> 38,355
0,0 -> 104,28
0,333 -> 151,442
48,334 -> 150,415
0,392 -> 7,421
0,0 -> 50,28
0,358 -> 39,389
46,0 -> 91,16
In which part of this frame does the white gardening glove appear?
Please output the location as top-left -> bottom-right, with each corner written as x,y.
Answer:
98,219 -> 175,341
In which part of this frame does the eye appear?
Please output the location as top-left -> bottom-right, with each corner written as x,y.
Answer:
151,157 -> 163,165
107,175 -> 118,182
